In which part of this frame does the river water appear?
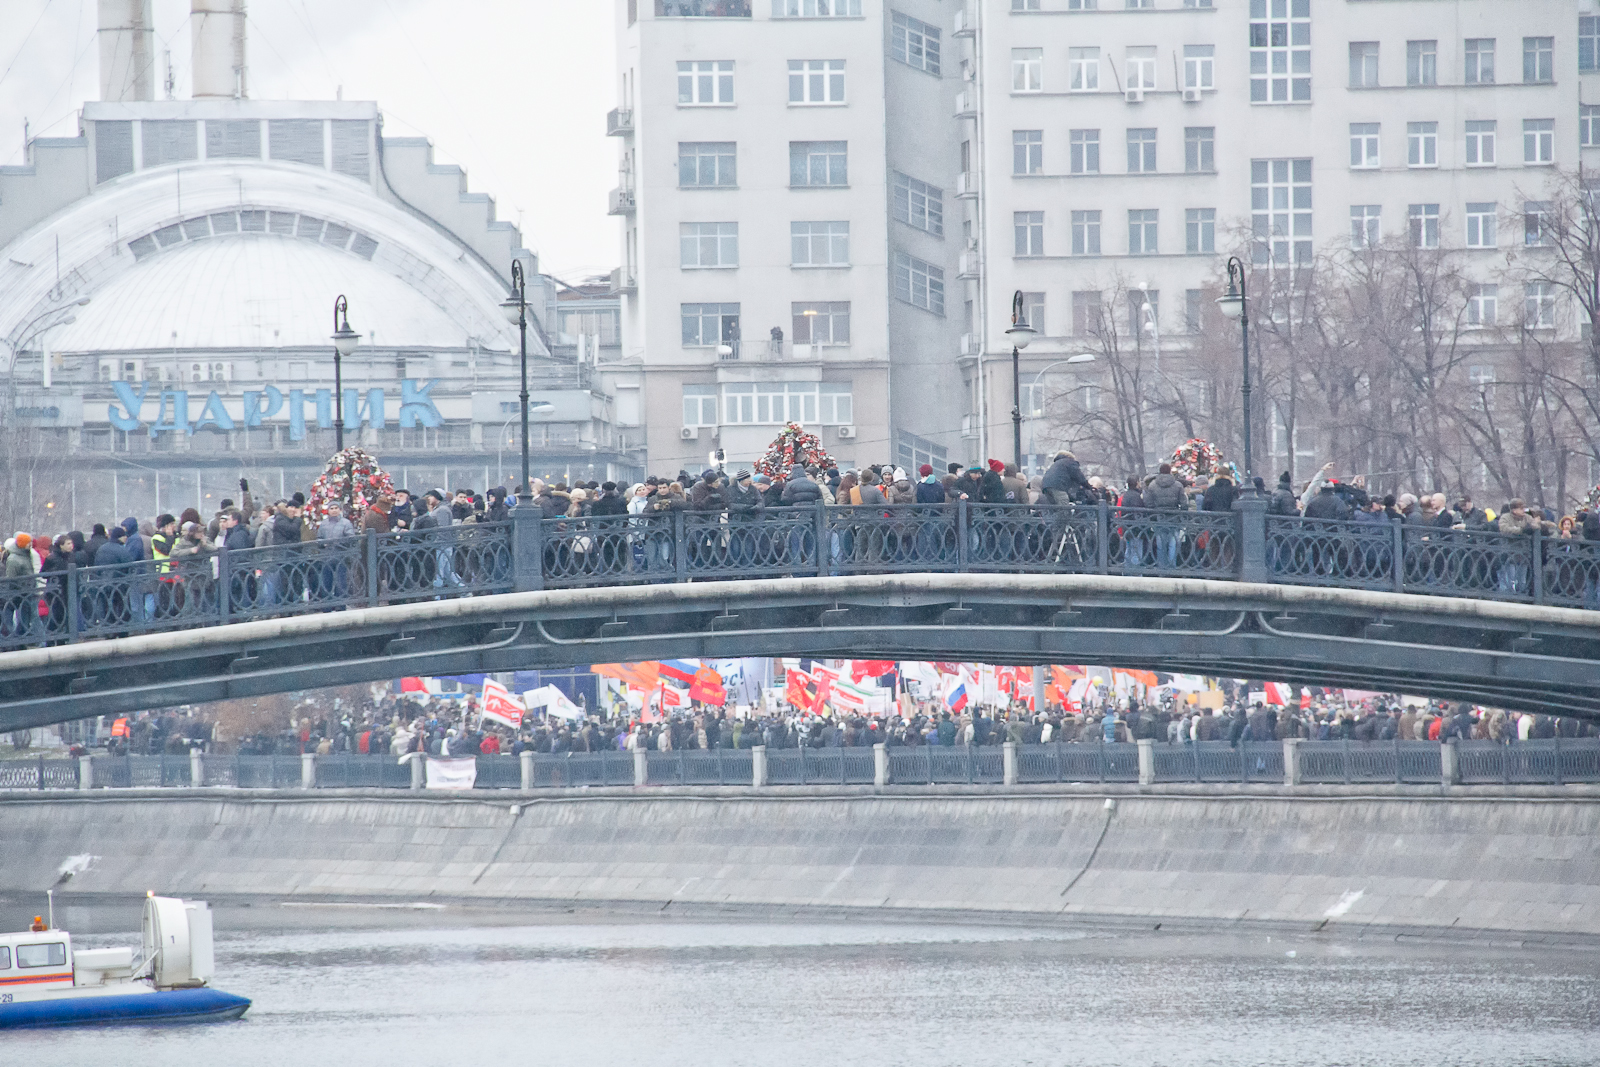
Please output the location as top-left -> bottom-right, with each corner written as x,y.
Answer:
7,903 -> 1599,1066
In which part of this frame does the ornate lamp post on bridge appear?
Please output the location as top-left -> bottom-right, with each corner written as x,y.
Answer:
1004,289 -> 1037,472
1215,257 -> 1254,493
330,295 -> 360,452
500,261 -> 531,498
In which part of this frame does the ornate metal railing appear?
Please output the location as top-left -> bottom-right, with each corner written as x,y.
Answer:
3,502 -> 1597,654
21,738 -> 1594,791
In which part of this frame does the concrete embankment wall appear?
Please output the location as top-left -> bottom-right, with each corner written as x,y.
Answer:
4,787 -> 1598,940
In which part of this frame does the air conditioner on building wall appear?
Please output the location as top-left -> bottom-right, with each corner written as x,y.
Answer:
681,427 -> 699,441
1182,87 -> 1202,103
837,426 -> 856,440
1125,88 -> 1145,103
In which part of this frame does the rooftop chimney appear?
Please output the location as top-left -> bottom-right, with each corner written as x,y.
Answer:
191,0 -> 247,99
97,0 -> 155,102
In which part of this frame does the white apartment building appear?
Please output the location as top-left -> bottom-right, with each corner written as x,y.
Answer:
960,0 -> 1593,480
612,0 -> 966,476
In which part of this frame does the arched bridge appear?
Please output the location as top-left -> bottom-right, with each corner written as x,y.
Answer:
2,500 -> 1598,729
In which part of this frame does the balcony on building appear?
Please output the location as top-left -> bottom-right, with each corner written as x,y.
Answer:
957,252 -> 981,279
608,267 -> 637,296
607,185 -> 636,216
956,172 -> 978,199
606,108 -> 633,137
656,0 -> 751,15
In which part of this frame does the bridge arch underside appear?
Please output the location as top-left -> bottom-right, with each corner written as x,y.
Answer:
3,575 -> 1599,730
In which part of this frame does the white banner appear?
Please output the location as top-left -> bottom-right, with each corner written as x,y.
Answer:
525,684 -> 585,720
425,756 -> 478,790
481,679 -> 525,730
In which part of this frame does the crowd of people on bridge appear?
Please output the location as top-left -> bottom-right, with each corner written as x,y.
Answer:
6,453 -> 1600,642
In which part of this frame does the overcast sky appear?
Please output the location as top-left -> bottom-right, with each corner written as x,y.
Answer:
0,0 -> 619,281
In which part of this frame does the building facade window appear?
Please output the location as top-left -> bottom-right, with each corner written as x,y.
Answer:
1349,42 -> 1379,88
1186,208 -> 1215,254
1185,127 -> 1215,173
1524,201 -> 1553,247
789,59 -> 845,104
791,221 -> 849,266
1408,203 -> 1440,249
1020,292 -> 1046,335
1184,45 -> 1215,90
1128,209 -> 1159,255
1013,48 -> 1043,92
1070,129 -> 1100,174
1522,37 -> 1554,83
1014,130 -> 1043,175
891,12 -> 940,75
681,303 -> 741,347
1126,47 -> 1157,91
1350,205 -> 1381,249
1524,282 -> 1556,328
1127,128 -> 1157,173
1015,211 -> 1045,256
891,171 -> 943,236
679,142 -> 737,187
792,302 -> 851,345
680,222 -> 739,267
1583,17 -> 1600,73
1406,40 -> 1437,86
1407,121 -> 1438,167
1071,291 -> 1102,335
1464,38 -> 1495,84
1069,48 -> 1099,91
790,141 -> 847,186
1252,158 -> 1312,265
774,0 -> 860,15
1467,285 -> 1497,327
1012,0 -> 1041,9
722,383 -> 832,426
683,384 -> 718,427
1249,0 -> 1310,103
1583,105 -> 1600,149
1465,120 -> 1496,166
1349,122 -> 1380,168
1523,119 -> 1554,165
1464,203 -> 1496,248
678,61 -> 734,105
1071,211 -> 1102,256
893,252 -> 945,314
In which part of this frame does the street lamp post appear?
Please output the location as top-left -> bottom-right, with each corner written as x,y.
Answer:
500,261 -> 530,497
1004,290 -> 1037,471
330,295 -> 360,452
1216,257 -> 1253,492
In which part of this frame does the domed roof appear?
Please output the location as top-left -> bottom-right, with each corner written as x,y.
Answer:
52,232 -> 478,352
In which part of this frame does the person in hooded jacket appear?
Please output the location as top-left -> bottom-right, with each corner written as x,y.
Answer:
1143,464 -> 1188,569
1040,452 -> 1093,505
484,486 -> 514,523
1267,472 -> 1299,516
1201,473 -> 1238,513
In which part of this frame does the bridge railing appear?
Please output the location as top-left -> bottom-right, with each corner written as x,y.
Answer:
3,503 -> 1598,654
16,738 -> 1596,793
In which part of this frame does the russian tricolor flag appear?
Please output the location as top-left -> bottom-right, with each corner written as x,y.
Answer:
941,674 -> 969,713
658,659 -> 702,683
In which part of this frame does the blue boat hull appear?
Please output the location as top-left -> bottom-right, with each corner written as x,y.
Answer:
0,987 -> 251,1029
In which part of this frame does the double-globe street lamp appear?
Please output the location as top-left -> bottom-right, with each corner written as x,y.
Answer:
331,294 -> 360,452
1214,256 -> 1254,493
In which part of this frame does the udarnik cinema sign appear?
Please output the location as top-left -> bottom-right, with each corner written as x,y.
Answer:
106,379 -> 444,439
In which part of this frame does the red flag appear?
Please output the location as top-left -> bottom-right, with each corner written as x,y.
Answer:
785,668 -> 817,711
689,667 -> 727,706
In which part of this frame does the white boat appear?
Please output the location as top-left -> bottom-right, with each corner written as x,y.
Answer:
0,894 -> 250,1029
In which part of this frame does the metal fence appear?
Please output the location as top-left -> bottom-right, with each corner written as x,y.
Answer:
5,502 -> 1596,654
11,739 -> 1595,792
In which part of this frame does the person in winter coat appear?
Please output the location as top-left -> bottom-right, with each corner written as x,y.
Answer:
914,464 -> 947,506
950,466 -> 984,502
1268,472 -> 1299,516
389,489 -> 415,530
1201,473 -> 1238,513
1303,482 -> 1352,521
690,471 -> 727,512
1040,452 -> 1093,505
484,486 -> 513,523
120,517 -> 146,562
95,525 -> 133,567
1000,463 -> 1030,505
781,469 -> 823,506
218,509 -> 255,551
317,509 -> 357,541
725,471 -> 764,519
4,533 -> 34,579
588,482 -> 628,518
1496,500 -> 1555,595
978,461 -> 1009,505
361,497 -> 393,535
1143,464 -> 1188,569
887,468 -> 917,505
